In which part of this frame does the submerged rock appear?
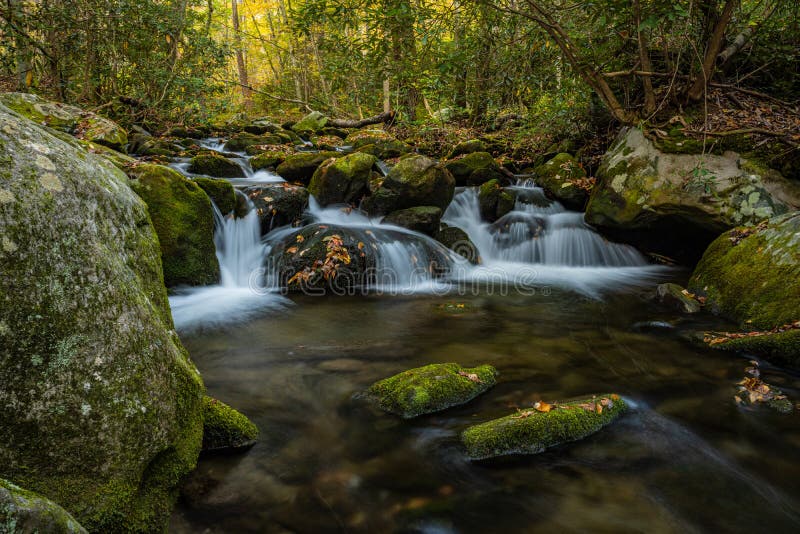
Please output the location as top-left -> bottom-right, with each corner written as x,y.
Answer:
444,152 -> 506,186
0,479 -> 87,533
478,179 -> 516,222
0,104 -> 204,531
585,128 -> 800,260
462,394 -> 627,460
308,152 -> 378,206
202,397 -> 259,453
276,151 -> 341,184
654,283 -> 702,314
364,155 -> 455,215
193,177 -> 237,215
365,363 -> 498,418
534,153 -> 590,210
188,151 -> 244,178
128,164 -> 220,286
382,206 -> 443,236
244,184 -> 309,234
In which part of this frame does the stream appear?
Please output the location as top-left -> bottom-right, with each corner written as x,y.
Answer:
167,141 -> 800,533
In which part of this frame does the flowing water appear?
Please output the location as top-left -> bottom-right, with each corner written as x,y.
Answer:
167,141 -> 800,532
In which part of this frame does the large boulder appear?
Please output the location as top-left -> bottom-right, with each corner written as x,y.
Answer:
224,132 -> 288,152
585,128 -> 800,260
188,151 -> 244,178
345,128 -> 412,160
447,139 -> 487,159
444,152 -> 506,186
308,152 -> 378,206
0,92 -> 127,151
0,104 -> 204,531
534,153 -> 590,210
1,479 -> 87,533
363,155 -> 455,215
128,164 -> 220,287
192,176 -> 237,215
688,213 -> 800,367
244,184 -> 309,234
436,225 -> 480,264
478,179 -> 516,222
382,206 -> 443,236
292,111 -> 329,136
250,149 -> 289,171
276,151 -> 341,184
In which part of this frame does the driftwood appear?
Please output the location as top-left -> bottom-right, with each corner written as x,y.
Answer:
327,111 -> 396,128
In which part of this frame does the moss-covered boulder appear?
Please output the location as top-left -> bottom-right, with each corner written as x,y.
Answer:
292,111 -> 329,136
128,164 -> 220,287
310,134 -> 344,151
585,128 -> 800,260
534,153 -> 590,210
243,119 -> 281,135
436,225 -> 480,264
276,151 -> 341,184
162,125 -> 205,139
250,150 -> 289,171
654,283 -> 702,314
447,139 -> 487,159
478,179 -> 516,222
0,92 -> 128,151
365,363 -> 498,418
202,397 -> 259,453
127,134 -> 181,157
444,152 -> 506,186
345,128 -> 412,160
1,479 -> 87,533
224,132 -> 287,152
363,155 -> 455,215
188,151 -> 244,178
0,104 -> 204,531
308,152 -> 377,206
193,177 -> 236,215
462,394 -> 627,460
382,206 -> 443,236
243,184 -> 310,234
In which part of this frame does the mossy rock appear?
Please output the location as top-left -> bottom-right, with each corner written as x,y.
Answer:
188,151 -> 244,178
344,128 -> 397,149
224,132 -> 286,152
462,394 -> 627,460
308,152 -> 377,206
243,119 -> 281,135
436,226 -> 480,264
250,150 -> 289,171
1,479 -> 88,533
363,155 -> 455,215
654,283 -> 701,314
534,153 -> 589,210
382,206 -> 443,237
276,151 -> 341,185
162,125 -> 205,139
193,177 -> 236,215
43,126 -> 134,170
243,184 -> 309,234
365,363 -> 498,418
708,330 -> 800,370
478,179 -> 516,222
355,139 -> 412,160
202,397 -> 259,453
0,104 -> 204,532
292,111 -> 329,136
128,164 -> 220,287
444,152 -> 505,186
310,134 -> 344,151
447,139 -> 487,159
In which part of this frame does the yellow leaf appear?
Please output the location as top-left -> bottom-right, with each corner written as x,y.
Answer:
286,246 -> 298,254
296,235 -> 305,243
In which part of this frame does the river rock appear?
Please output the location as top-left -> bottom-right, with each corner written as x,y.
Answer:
534,153 -> 590,210
448,139 -> 487,159
250,149 -> 289,171
224,131 -> 287,152
163,125 -> 205,139
292,111 -> 329,136
363,155 -> 455,215
193,177 -> 237,215
382,206 -> 443,236
128,164 -> 220,286
188,151 -> 245,178
0,104 -> 204,531
365,363 -> 498,418
276,151 -> 341,184
244,118 -> 282,134
244,184 -> 310,233
462,394 -> 627,460
202,397 -> 259,453
310,134 -> 344,151
436,225 -> 480,264
654,283 -> 702,314
308,152 -> 378,206
0,92 -> 128,151
478,179 -> 516,222
445,152 -> 506,186
0,479 -> 88,533
585,127 -> 800,260
345,128 -> 412,159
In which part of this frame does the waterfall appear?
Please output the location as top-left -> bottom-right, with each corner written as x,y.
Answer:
213,193 -> 268,288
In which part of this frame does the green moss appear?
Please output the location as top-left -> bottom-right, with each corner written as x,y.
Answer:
202,397 -> 259,452
276,151 -> 341,184
444,152 -> 504,186
192,177 -> 236,215
366,363 -> 498,418
462,394 -> 627,460
308,152 -> 377,206
363,155 -> 455,215
292,111 -> 328,135
447,139 -> 487,159
710,330 -> 800,370
250,150 -> 288,171
224,132 -> 286,152
188,152 -> 244,178
1,479 -> 88,533
128,164 -> 220,287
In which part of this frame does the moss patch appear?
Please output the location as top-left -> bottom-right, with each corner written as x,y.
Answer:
308,152 -> 377,206
188,152 -> 244,178
202,397 -> 259,453
193,177 -> 236,215
366,363 -> 498,418
1,479 -> 87,533
444,152 -> 504,186
276,151 -> 341,184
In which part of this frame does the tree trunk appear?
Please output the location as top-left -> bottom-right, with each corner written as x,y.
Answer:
718,2 -> 777,66
327,111 -> 396,128
687,0 -> 736,101
231,0 -> 252,107
634,0 -> 656,114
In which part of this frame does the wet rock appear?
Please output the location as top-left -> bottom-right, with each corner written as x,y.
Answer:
365,363 -> 498,418
244,119 -> 282,135
202,397 -> 259,453
478,179 -> 516,222
534,153 -> 590,210
462,394 -> 627,460
0,105 -> 204,531
163,125 -> 205,139
243,184 -> 310,234
382,206 -> 443,236
436,225 -> 480,264
224,131 -> 288,152
192,177 -> 237,215
585,128 -> 800,261
345,128 -> 412,159
310,134 -> 344,151
188,151 -> 245,178
445,152 -> 506,186
0,479 -> 88,533
276,151 -> 341,184
447,139 -> 487,159
308,152 -> 377,206
128,164 -> 220,286
654,283 -> 701,314
363,155 -> 455,215
250,150 -> 289,171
